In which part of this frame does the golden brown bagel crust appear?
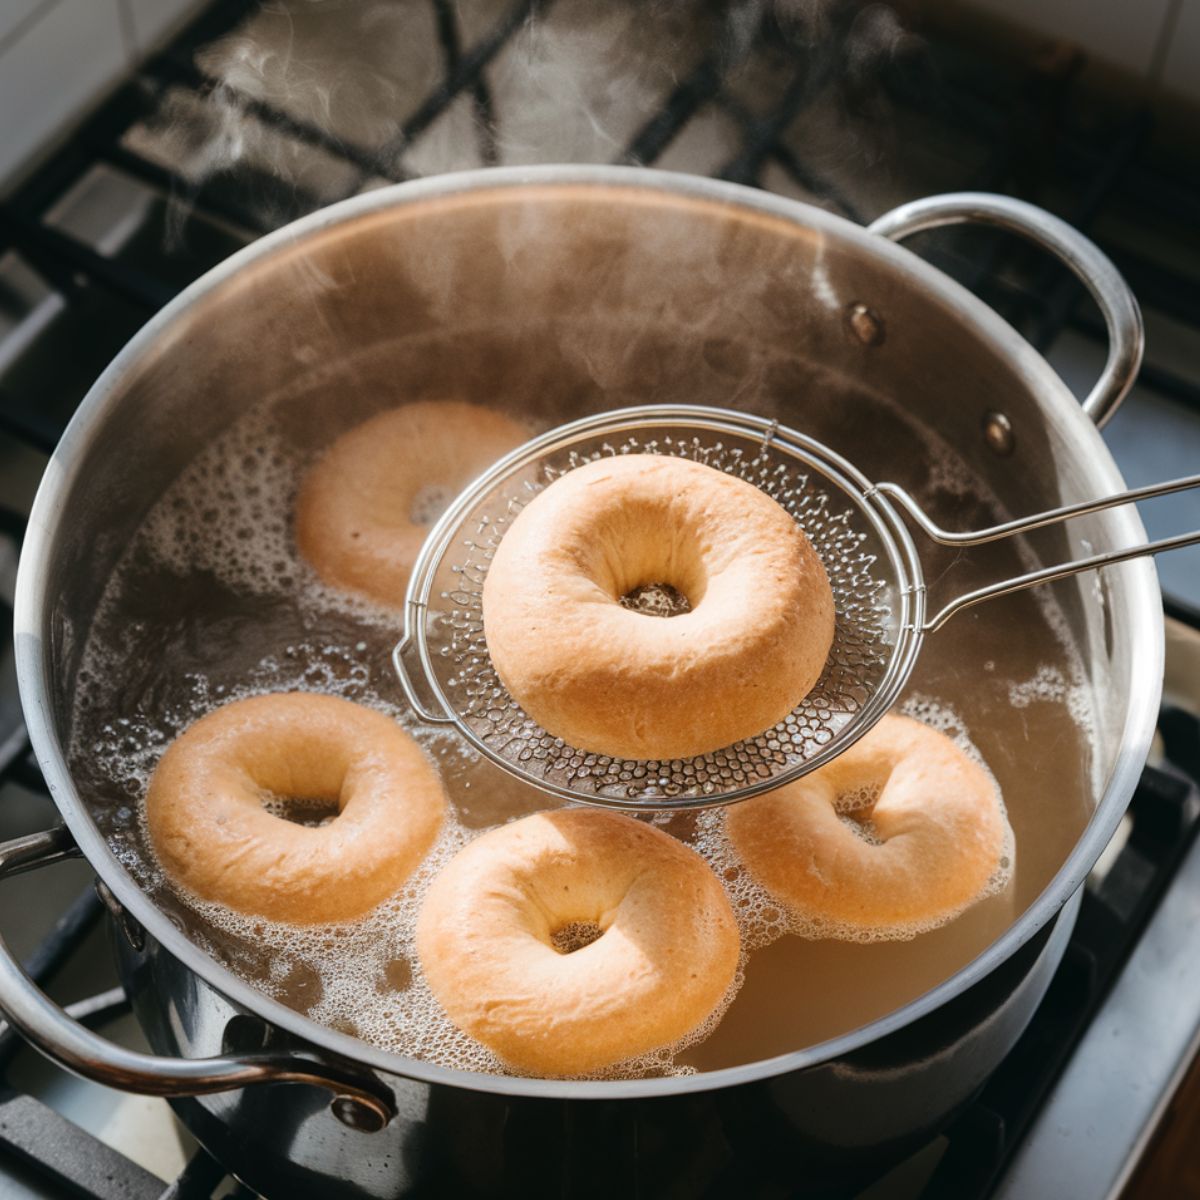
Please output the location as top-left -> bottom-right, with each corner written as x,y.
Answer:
727,714 -> 1010,936
481,454 -> 835,760
415,808 -> 740,1076
296,401 -> 528,607
146,693 -> 445,924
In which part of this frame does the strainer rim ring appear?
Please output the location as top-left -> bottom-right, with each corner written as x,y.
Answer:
402,404 -> 926,809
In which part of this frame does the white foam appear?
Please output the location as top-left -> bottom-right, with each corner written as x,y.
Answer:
1007,662 -> 1093,734
135,408 -> 300,595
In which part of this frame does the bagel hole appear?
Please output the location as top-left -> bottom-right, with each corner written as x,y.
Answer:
410,483 -> 453,526
835,783 -> 884,815
840,812 -> 884,845
840,806 -> 888,844
550,921 -> 605,954
260,790 -> 339,827
835,781 -> 886,845
619,582 -> 692,618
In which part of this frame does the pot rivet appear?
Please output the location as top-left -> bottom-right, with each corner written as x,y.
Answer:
331,1095 -> 388,1133
844,302 -> 885,347
983,411 -> 1015,456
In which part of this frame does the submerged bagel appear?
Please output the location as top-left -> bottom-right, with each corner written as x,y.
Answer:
727,714 -> 1011,938
146,692 -> 445,924
416,808 -> 740,1076
296,401 -> 528,607
481,454 -> 835,760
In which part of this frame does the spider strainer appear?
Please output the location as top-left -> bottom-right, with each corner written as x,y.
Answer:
393,404 -> 1200,810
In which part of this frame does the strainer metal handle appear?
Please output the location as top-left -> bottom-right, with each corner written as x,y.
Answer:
869,192 -> 1144,429
871,473 -> 1200,632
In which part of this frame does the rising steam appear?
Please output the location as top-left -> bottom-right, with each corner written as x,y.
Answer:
125,0 -> 932,239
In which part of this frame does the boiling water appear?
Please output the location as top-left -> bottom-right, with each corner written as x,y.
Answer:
69,327 -> 1096,1076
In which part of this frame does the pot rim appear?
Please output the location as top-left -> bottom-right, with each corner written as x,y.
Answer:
13,164 -> 1163,1099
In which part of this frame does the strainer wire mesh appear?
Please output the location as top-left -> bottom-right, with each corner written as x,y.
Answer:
396,406 -> 925,809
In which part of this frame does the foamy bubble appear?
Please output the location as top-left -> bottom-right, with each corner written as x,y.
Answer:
836,782 -> 881,813
1004,663 -> 1096,774
137,409 -> 300,594
1014,664 -> 1066,704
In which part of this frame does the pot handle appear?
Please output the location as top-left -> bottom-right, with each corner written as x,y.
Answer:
0,826 -> 396,1132
868,192 -> 1144,429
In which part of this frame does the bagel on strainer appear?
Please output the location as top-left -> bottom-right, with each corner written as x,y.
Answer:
481,454 -> 836,760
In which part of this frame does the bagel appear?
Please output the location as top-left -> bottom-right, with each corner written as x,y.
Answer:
146,692 -> 445,924
726,714 -> 1011,938
296,401 -> 528,606
481,454 -> 835,760
416,808 -> 740,1076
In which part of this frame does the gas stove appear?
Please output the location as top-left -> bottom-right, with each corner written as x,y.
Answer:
1,2 -> 1199,1197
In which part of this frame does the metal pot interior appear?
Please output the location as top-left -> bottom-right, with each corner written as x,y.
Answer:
16,168 -> 1161,1085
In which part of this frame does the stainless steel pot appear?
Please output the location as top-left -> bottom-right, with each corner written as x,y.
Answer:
3,167 -> 1161,1197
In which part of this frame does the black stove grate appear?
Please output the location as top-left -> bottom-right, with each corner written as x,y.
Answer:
1,1 -> 1199,1197
0,0 -> 1196,429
